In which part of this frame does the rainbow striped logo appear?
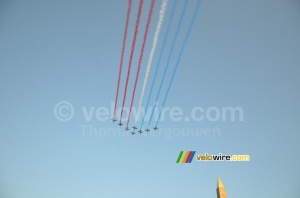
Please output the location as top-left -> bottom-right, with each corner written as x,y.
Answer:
176,151 -> 196,163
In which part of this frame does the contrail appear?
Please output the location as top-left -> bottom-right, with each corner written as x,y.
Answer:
139,0 -> 178,130
126,0 -> 156,128
119,0 -> 144,122
113,0 -> 132,119
147,0 -> 188,129
134,0 -> 168,127
155,0 -> 202,127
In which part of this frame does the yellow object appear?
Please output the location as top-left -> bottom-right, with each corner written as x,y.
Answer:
217,177 -> 225,188
216,177 -> 226,198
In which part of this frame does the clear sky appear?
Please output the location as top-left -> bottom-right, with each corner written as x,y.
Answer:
0,0 -> 299,198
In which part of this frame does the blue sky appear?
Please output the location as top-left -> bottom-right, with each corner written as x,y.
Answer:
0,0 -> 299,197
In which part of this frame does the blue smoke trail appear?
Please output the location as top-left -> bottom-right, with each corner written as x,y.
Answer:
155,0 -> 202,127
139,0 -> 179,130
147,0 -> 188,129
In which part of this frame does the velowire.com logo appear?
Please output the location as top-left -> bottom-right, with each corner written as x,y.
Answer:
176,151 -> 250,163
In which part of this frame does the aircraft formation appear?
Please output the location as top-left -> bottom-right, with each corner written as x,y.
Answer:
112,0 -> 202,135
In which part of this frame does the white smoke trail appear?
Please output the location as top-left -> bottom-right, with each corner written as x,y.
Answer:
134,0 -> 168,127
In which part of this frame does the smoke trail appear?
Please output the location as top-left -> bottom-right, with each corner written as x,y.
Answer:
119,0 -> 144,122
147,0 -> 188,128
126,0 -> 156,128
139,0 -> 178,130
134,0 -> 168,127
113,0 -> 132,119
155,0 -> 202,127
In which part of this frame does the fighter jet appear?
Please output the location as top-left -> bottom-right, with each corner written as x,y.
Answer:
112,118 -> 117,123
125,127 -> 130,131
153,126 -> 158,131
132,126 -> 137,130
145,128 -> 150,133
131,131 -> 136,135
138,130 -> 143,134
118,122 -> 123,127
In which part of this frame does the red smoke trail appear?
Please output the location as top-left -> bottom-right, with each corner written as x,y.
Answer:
113,0 -> 132,119
120,0 -> 144,121
126,0 -> 156,128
